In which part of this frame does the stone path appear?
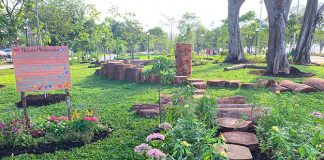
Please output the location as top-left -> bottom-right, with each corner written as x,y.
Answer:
310,56 -> 324,64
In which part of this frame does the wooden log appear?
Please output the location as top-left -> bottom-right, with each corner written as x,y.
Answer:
279,80 -> 317,93
173,76 -> 188,84
303,78 -> 324,91
217,96 -> 246,104
224,64 -> 267,71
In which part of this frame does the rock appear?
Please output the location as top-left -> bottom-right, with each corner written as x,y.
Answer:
160,94 -> 172,104
207,80 -> 226,87
221,131 -> 259,150
218,144 -> 253,160
173,76 -> 188,85
217,96 -> 245,104
217,104 -> 255,108
194,89 -> 206,94
268,84 -> 290,93
188,79 -> 204,83
136,109 -> 160,117
176,43 -> 192,76
256,79 -> 277,88
217,108 -> 261,121
225,80 -> 240,88
191,82 -> 206,89
241,83 -> 257,89
217,118 -> 253,131
312,112 -> 324,119
303,78 -> 324,91
279,80 -> 317,93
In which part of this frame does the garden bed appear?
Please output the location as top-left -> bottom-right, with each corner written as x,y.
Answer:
16,94 -> 66,108
249,67 -> 315,78
0,126 -> 112,158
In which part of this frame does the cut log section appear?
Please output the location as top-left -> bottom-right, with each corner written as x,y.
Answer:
221,131 -> 259,150
188,79 -> 204,83
225,80 -> 240,88
279,80 -> 317,93
207,80 -> 226,87
241,83 -> 257,89
303,78 -> 324,91
217,108 -> 261,121
217,96 -> 245,104
217,118 -> 253,131
191,82 -> 207,89
217,104 -> 255,108
173,76 -> 188,85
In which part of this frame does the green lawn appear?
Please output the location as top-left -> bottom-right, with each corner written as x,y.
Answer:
0,63 -> 323,159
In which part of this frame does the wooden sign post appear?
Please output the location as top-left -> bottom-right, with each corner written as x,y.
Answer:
12,46 -> 72,127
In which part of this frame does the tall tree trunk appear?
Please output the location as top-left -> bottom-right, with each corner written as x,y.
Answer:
294,1 -> 324,64
224,0 -> 248,63
265,0 -> 292,74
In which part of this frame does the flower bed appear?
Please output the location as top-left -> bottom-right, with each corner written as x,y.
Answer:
0,110 -> 112,158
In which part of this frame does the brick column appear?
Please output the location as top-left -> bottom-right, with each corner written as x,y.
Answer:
175,43 -> 192,76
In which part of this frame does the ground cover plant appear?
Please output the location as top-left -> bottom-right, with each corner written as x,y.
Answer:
0,61 -> 323,159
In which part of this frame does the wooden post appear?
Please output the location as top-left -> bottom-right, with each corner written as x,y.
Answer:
21,92 -> 30,128
65,89 -> 71,120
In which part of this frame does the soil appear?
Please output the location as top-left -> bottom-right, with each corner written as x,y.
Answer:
0,127 -> 112,158
0,84 -> 5,88
16,94 -> 66,108
249,67 -> 315,78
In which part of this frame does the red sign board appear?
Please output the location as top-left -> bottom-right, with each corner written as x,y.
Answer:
12,46 -> 72,92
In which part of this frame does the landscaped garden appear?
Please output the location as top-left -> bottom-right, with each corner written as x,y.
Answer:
1,56 -> 323,159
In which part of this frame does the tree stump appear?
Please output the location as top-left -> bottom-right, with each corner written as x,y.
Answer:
175,43 -> 192,76
106,62 -> 123,79
114,64 -> 133,81
126,68 -> 144,82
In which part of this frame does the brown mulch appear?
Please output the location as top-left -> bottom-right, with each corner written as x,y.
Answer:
16,94 -> 66,108
249,67 -> 315,78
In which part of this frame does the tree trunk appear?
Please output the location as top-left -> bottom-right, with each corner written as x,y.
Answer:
224,0 -> 248,63
265,0 -> 292,74
294,1 -> 324,64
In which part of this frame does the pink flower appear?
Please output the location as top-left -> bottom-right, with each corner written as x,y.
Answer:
48,115 -> 56,121
134,143 -> 151,154
145,133 -> 165,142
83,117 -> 98,123
146,148 -> 166,159
54,119 -> 59,123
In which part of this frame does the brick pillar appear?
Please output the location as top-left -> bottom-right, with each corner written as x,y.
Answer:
175,43 -> 192,76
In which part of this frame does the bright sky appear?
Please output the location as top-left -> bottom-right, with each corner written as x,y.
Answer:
85,0 -> 322,33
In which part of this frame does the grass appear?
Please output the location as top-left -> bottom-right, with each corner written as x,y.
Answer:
0,62 -> 323,159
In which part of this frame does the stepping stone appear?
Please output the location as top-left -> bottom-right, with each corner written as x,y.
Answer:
217,96 -> 245,104
207,80 -> 226,87
218,144 -> 253,160
136,108 -> 160,117
279,80 -> 317,93
217,118 -> 253,131
173,76 -> 188,85
221,131 -> 258,150
256,79 -> 277,88
160,94 -> 172,104
217,108 -> 261,121
194,89 -> 206,94
268,84 -> 290,93
241,83 -> 257,89
225,80 -> 240,88
191,82 -> 206,89
188,79 -> 204,83
303,78 -> 324,91
217,104 -> 255,108
193,94 -> 204,99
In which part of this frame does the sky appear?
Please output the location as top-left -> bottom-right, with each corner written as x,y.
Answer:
85,0 -> 322,33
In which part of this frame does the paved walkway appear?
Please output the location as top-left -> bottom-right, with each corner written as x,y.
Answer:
311,56 -> 324,64
0,64 -> 13,70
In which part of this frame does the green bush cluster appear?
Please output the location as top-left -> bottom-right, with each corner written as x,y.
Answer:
257,92 -> 323,159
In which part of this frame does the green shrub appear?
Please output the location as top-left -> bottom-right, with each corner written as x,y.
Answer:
194,97 -> 217,129
245,53 -> 266,63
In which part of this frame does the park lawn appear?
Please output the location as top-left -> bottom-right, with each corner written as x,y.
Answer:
0,63 -> 323,159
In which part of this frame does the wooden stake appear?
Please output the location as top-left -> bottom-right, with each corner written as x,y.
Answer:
65,89 -> 71,120
21,92 -> 30,128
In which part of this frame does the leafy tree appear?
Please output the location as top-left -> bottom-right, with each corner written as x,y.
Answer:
177,12 -> 201,49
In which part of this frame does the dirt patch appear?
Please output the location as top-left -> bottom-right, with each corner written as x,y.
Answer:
0,127 -> 112,158
16,94 -> 66,108
0,84 -> 5,88
249,67 -> 315,78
